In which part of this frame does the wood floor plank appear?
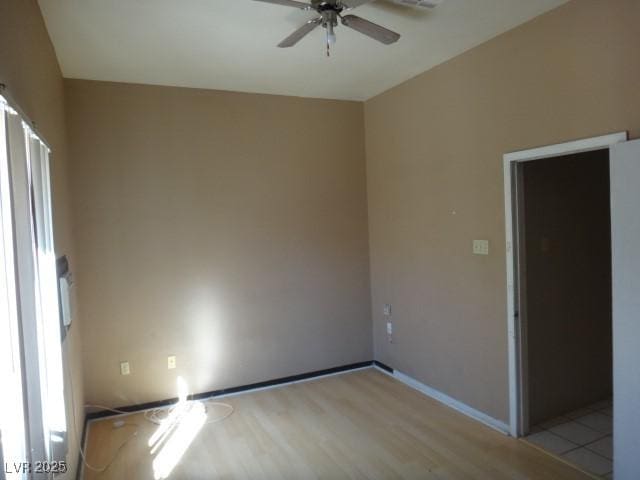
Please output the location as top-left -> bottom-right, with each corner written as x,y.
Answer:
82,369 -> 592,480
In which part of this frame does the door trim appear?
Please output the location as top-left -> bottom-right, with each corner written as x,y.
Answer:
503,131 -> 627,437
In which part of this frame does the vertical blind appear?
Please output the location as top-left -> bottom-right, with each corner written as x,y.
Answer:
0,94 -> 67,478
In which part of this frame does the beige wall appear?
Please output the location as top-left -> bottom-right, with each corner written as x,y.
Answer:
65,80 -> 372,407
365,0 -> 640,422
0,0 -> 83,478
524,151 -> 612,424
6,0 -> 637,458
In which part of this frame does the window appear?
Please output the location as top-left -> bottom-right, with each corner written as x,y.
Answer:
0,96 -> 28,479
0,94 -> 67,478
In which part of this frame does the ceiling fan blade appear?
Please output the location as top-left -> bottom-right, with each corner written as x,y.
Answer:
340,14 -> 400,45
340,0 -> 374,9
278,18 -> 323,48
253,0 -> 311,9
390,0 -> 442,8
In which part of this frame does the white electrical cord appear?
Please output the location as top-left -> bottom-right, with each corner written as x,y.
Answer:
84,399 -> 234,425
73,398 -> 233,473
66,366 -> 139,473
142,399 -> 234,425
79,425 -> 138,474
68,360 -> 234,474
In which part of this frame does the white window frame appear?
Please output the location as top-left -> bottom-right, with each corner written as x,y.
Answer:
0,96 -> 29,480
0,92 -> 67,479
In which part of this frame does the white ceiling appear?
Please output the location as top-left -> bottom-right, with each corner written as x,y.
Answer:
38,0 -> 568,101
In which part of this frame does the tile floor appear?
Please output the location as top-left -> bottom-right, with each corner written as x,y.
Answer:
524,399 -> 613,478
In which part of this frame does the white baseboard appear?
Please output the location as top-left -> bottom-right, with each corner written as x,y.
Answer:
374,365 -> 510,435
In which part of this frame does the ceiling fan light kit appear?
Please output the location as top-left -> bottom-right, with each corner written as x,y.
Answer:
254,0 -> 441,56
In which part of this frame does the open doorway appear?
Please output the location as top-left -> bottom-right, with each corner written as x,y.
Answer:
522,150 -> 613,476
504,133 -> 628,479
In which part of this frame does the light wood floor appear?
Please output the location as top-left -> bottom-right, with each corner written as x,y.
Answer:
83,368 -> 592,479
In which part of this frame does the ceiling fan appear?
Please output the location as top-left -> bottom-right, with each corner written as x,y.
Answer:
254,0 -> 441,56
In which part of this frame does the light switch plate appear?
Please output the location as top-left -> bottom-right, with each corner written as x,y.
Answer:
120,361 -> 130,376
168,355 -> 176,370
473,240 -> 489,255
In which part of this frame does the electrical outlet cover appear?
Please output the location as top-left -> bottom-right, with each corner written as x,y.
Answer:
473,239 -> 490,255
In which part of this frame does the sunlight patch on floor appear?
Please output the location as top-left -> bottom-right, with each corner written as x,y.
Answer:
148,377 -> 207,479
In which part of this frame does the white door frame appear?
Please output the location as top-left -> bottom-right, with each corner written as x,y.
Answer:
503,131 -> 628,437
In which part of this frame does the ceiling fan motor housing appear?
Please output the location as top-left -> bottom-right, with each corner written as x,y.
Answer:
312,1 -> 343,12
311,1 -> 342,28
